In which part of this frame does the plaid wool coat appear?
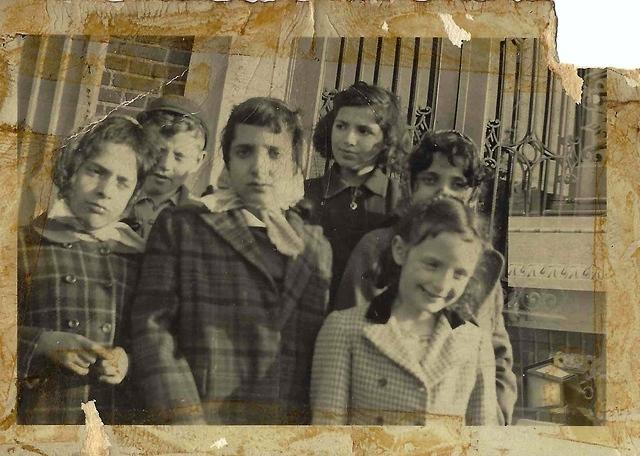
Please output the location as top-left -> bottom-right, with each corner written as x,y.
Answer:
310,292 -> 500,426
334,227 -> 517,424
17,220 -> 141,424
131,205 -> 332,424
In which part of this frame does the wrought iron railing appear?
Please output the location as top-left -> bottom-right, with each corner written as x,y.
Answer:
311,37 -> 606,228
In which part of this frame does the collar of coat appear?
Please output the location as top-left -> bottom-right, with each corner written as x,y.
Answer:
131,184 -> 192,210
322,163 -> 390,199
195,205 -> 323,297
362,291 -> 484,388
365,288 -> 469,329
31,210 -> 145,254
367,244 -> 504,326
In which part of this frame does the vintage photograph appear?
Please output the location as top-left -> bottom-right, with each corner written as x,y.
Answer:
16,35 -> 606,426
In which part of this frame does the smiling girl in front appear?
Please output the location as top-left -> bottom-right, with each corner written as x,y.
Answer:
311,197 -> 502,425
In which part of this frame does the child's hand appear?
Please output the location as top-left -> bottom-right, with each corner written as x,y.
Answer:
94,346 -> 129,385
35,331 -> 102,376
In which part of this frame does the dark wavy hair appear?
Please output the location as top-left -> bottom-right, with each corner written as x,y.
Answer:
377,196 -> 487,295
221,97 -> 304,171
53,115 -> 158,201
312,81 -> 408,170
408,130 -> 487,191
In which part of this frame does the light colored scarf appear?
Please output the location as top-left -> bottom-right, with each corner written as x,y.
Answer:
33,199 -> 145,253
199,168 -> 305,257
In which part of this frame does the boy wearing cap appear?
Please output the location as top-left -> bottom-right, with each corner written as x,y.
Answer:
131,97 -> 332,424
125,95 -> 209,239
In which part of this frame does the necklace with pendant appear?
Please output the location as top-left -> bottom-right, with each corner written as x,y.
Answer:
350,187 -> 362,210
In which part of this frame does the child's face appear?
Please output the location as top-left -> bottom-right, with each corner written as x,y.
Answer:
411,152 -> 474,204
66,142 -> 138,230
331,106 -> 384,172
227,123 -> 295,209
392,231 -> 482,316
143,130 -> 205,198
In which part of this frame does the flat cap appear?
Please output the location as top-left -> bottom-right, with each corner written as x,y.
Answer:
142,95 -> 210,149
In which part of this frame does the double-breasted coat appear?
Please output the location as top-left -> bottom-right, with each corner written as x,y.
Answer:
17,219 -> 141,424
334,226 -> 517,424
310,291 -> 501,426
131,205 -> 332,424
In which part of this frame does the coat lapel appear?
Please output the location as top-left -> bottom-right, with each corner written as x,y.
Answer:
363,323 -> 429,385
273,213 -> 315,330
364,312 -> 484,389
198,209 -> 276,288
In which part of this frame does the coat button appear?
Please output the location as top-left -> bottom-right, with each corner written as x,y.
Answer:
101,323 -> 112,333
63,274 -> 77,284
67,319 -> 80,328
99,246 -> 110,255
375,416 -> 384,425
377,378 -> 387,387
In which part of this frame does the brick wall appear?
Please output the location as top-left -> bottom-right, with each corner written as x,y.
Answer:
96,36 -> 194,118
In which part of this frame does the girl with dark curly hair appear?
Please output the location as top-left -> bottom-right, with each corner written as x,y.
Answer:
305,81 -> 409,308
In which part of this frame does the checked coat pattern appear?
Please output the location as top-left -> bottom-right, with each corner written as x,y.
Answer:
17,219 -> 141,424
310,296 -> 500,426
131,205 -> 332,424
334,226 -> 517,424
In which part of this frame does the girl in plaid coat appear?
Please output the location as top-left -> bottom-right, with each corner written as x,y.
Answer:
311,197 -> 502,425
132,98 -> 332,425
17,116 -> 156,424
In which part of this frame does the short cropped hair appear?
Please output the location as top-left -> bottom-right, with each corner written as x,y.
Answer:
220,97 -> 304,170
53,116 -> 157,200
137,110 -> 207,150
313,81 -> 408,168
408,130 -> 487,190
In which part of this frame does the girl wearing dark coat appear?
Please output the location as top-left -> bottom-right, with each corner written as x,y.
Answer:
304,81 -> 408,309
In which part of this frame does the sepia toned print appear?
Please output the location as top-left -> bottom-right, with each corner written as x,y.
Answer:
0,1 -> 635,453
14,34 -> 605,429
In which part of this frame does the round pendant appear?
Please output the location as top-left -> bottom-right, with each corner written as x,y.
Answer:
350,201 -> 358,210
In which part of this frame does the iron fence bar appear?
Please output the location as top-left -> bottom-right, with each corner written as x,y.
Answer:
573,68 -> 587,216
522,39 -> 539,215
488,39 -> 508,241
526,39 -> 539,135
540,68 -> 554,215
354,37 -> 364,82
373,37 -> 383,85
407,38 -> 421,125
494,40 -> 506,121
335,37 -> 345,90
510,40 -> 522,145
391,37 -> 402,94
452,42 -> 464,129
509,40 -> 523,215
555,89 -> 568,207
426,38 -> 441,129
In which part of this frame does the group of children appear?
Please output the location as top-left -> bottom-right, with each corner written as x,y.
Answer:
17,82 -> 516,426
